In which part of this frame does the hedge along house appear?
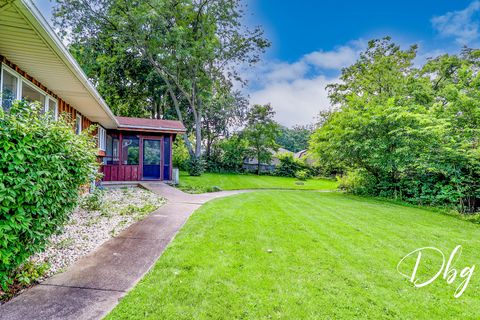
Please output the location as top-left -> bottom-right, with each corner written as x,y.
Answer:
0,0 -> 186,182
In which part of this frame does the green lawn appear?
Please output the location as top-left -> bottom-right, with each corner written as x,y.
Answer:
177,171 -> 338,193
107,191 -> 480,319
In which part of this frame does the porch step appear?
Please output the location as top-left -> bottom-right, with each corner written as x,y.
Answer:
100,181 -> 141,188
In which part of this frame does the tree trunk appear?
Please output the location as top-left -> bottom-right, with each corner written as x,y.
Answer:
257,149 -> 260,175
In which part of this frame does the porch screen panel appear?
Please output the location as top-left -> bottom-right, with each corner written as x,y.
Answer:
163,136 -> 171,180
104,135 -> 119,165
122,136 -> 139,165
143,140 -> 161,179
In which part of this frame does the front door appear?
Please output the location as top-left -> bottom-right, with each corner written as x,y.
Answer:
142,139 -> 161,180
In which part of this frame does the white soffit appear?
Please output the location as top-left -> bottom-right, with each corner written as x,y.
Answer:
0,0 -> 118,128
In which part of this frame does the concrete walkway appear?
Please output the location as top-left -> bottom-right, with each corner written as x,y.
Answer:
0,183 -> 246,320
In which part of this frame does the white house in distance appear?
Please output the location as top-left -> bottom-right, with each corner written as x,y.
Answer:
243,148 -> 293,172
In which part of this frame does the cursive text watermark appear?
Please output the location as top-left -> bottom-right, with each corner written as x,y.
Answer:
396,245 -> 475,298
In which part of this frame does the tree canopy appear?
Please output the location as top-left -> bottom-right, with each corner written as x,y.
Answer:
243,104 -> 281,175
311,37 -> 480,213
53,0 -> 269,169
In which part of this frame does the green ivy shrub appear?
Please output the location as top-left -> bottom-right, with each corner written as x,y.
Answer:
172,137 -> 190,171
0,101 -> 99,290
336,169 -> 377,196
295,170 -> 309,181
275,153 -> 306,177
187,156 -> 205,176
206,135 -> 249,173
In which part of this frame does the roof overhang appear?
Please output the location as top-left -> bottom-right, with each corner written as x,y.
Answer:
0,0 -> 118,128
116,125 -> 186,134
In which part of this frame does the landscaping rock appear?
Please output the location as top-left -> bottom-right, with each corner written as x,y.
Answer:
31,187 -> 165,279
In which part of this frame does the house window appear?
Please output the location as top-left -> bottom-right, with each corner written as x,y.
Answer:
1,67 -> 19,111
75,114 -> 82,134
104,134 -> 119,165
121,136 -> 139,165
98,126 -> 106,151
47,97 -> 58,119
1,64 -> 55,114
22,81 -> 46,110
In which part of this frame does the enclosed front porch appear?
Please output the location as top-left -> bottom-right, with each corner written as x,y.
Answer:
101,131 -> 173,182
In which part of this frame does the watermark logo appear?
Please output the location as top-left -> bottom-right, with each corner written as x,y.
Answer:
396,245 -> 475,298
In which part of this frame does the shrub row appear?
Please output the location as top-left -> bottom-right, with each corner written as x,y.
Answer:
0,101 -> 98,290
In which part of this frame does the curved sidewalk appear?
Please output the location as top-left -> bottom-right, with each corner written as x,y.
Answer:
0,183 -> 246,320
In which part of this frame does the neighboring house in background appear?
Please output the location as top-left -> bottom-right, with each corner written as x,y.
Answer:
0,0 -> 186,182
294,149 -> 316,166
243,148 -> 293,173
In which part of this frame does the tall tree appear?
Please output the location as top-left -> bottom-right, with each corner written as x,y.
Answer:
69,42 -> 166,118
243,104 -> 280,175
311,37 -> 480,212
53,0 -> 269,169
203,87 -> 248,159
276,125 -> 312,153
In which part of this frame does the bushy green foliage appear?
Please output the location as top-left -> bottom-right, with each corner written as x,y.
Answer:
276,125 -> 312,153
172,138 -> 190,171
336,170 -> 378,196
294,170 -> 309,181
14,261 -> 50,286
275,153 -> 305,177
0,101 -> 99,290
206,135 -> 249,173
187,156 -> 205,176
311,38 -> 480,213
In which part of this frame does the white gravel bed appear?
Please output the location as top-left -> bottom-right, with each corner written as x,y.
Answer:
31,187 -> 165,279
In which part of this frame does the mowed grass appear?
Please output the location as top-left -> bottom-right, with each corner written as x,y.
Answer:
107,191 -> 480,319
177,171 -> 337,193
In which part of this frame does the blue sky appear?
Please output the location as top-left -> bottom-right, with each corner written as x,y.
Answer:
36,0 -> 480,126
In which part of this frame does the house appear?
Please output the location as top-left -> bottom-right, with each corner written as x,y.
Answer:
0,0 -> 186,182
294,149 -> 316,166
243,148 -> 293,172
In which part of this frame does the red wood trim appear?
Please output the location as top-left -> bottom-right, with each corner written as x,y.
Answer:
119,132 -> 123,166
170,134 -> 173,180
139,137 -> 144,180
160,135 -> 165,181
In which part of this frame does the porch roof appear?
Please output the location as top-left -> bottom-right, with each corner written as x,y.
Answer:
115,116 -> 186,134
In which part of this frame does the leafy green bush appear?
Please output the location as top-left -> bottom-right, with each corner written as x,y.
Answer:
187,156 -> 205,176
206,135 -> 249,173
275,153 -> 305,177
14,261 -> 50,286
0,101 -> 98,290
310,39 -> 480,213
295,170 -> 309,181
172,137 -> 190,171
336,170 -> 378,196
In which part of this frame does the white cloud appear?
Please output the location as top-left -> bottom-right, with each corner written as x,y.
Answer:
432,1 -> 480,45
303,45 -> 358,70
247,40 -> 365,127
264,61 -> 309,83
250,75 -> 336,127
